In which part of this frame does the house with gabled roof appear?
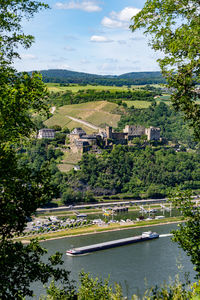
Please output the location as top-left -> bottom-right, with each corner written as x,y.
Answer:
38,128 -> 55,139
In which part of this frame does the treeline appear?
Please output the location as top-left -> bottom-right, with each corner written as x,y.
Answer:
37,69 -> 166,86
65,145 -> 200,200
118,101 -> 196,147
45,77 -> 165,86
17,136 -> 200,205
49,88 -> 160,106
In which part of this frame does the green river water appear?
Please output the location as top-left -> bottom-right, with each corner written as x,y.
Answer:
32,223 -> 195,299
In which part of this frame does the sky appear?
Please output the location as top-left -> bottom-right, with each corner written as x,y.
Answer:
14,0 -> 161,75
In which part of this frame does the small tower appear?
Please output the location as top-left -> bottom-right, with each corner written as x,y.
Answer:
106,126 -> 112,139
145,127 -> 161,140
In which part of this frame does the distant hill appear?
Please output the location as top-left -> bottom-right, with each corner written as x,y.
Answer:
40,69 -> 104,80
31,69 -> 165,86
118,71 -> 163,80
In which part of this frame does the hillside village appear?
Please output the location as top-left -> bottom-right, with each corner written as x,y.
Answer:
38,124 -> 161,154
69,125 -> 161,153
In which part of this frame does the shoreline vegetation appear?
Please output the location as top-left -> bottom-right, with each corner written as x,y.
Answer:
18,216 -> 184,244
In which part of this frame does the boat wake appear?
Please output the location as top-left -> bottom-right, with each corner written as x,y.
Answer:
159,234 -> 173,238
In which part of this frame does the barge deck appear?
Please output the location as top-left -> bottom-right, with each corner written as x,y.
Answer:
66,231 -> 159,256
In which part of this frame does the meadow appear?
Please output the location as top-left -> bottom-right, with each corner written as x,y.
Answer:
46,83 -> 160,93
57,151 -> 82,172
45,101 -> 122,131
123,100 -> 152,108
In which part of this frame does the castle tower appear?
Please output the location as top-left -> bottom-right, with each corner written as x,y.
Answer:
146,127 -> 161,141
106,126 -> 112,139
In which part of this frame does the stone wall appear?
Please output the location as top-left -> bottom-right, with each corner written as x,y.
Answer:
123,125 -> 146,137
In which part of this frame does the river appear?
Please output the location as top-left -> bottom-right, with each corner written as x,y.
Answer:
33,223 -> 195,299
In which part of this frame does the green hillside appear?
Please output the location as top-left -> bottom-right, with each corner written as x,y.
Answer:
32,69 -> 165,86
45,101 -> 123,133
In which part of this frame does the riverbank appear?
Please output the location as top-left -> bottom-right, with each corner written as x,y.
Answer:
18,216 -> 184,244
36,204 -> 168,217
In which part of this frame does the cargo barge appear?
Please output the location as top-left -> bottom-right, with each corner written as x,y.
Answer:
66,231 -> 159,256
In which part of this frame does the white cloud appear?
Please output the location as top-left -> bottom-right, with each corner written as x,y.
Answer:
111,7 -> 141,22
21,54 -> 37,60
90,35 -> 113,43
55,1 -> 102,12
101,17 -> 123,29
102,6 -> 141,29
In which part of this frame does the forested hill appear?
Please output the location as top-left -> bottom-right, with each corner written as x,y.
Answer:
32,69 -> 165,86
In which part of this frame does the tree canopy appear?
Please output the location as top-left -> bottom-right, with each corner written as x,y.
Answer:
0,1 -> 50,241
131,0 -> 200,138
0,0 -> 48,64
131,0 -> 200,282
170,190 -> 200,278
64,145 -> 200,200
0,1 -> 75,298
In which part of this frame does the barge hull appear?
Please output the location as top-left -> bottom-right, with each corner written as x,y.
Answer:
66,233 -> 159,256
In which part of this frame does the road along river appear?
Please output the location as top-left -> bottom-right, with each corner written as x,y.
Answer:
32,223 -> 195,299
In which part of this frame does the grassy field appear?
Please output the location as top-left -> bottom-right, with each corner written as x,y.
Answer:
156,94 -> 171,103
58,151 -> 82,172
123,100 -> 152,108
46,83 -> 150,93
45,101 -> 122,132
45,98 -> 169,135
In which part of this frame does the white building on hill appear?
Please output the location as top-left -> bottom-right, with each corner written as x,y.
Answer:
38,128 -> 55,139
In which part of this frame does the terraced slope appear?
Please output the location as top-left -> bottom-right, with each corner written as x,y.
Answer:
45,101 -> 123,133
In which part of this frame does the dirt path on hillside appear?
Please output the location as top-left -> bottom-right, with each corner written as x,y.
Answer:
66,115 -> 101,130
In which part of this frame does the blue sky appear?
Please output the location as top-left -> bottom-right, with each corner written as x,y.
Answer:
14,0 -> 161,75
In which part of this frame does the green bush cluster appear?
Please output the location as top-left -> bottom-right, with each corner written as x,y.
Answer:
65,145 -> 200,198
48,89 -> 159,107
40,272 -> 200,300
